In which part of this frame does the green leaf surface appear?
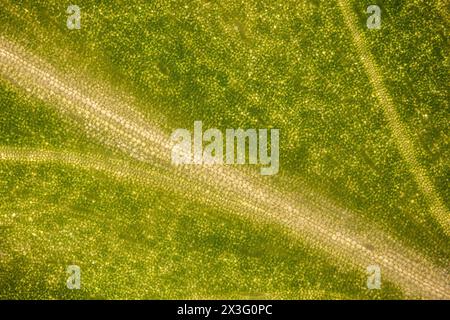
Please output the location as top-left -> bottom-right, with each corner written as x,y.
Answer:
0,0 -> 448,299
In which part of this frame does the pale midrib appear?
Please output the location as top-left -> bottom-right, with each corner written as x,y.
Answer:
1,146 -> 449,299
0,39 -> 449,299
336,0 -> 450,236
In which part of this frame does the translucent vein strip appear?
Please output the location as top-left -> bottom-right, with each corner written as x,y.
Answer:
0,39 -> 449,299
336,0 -> 450,236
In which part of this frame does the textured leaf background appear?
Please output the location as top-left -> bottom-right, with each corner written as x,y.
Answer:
0,0 -> 449,299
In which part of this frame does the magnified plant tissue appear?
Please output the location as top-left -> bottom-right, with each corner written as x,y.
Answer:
0,0 -> 448,300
